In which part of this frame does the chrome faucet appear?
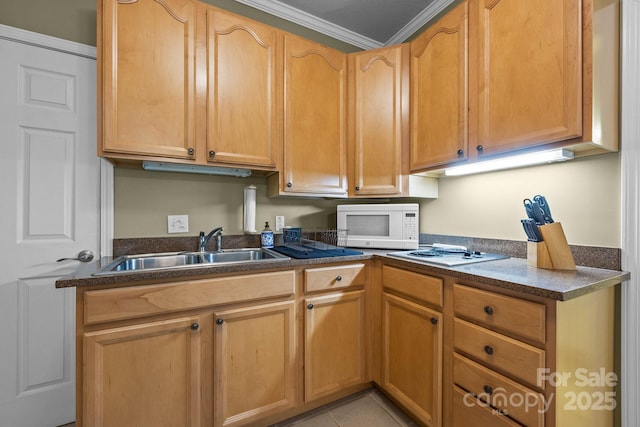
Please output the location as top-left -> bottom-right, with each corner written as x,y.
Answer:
199,227 -> 223,252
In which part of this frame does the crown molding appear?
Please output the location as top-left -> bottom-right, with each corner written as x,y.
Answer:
0,24 -> 96,58
234,0 -> 455,49
233,0 -> 382,49
384,0 -> 455,45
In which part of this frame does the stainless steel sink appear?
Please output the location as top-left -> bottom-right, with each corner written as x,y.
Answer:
94,248 -> 290,275
199,248 -> 281,263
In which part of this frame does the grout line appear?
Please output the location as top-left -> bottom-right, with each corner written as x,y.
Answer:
327,409 -> 341,426
368,391 -> 411,426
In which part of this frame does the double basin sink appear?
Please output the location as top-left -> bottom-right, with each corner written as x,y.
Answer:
94,248 -> 290,276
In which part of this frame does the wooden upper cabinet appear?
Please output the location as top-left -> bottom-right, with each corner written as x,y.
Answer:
99,0 -> 197,160
410,1 -> 469,172
276,34 -> 348,197
348,45 -> 408,197
205,8 -> 281,169
473,0 -> 582,156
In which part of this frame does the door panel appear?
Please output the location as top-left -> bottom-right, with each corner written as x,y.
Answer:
476,0 -> 582,154
283,34 -> 348,196
206,8 -> 280,168
0,32 -> 100,426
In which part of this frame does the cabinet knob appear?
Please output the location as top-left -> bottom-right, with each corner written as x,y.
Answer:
286,182 -> 293,188
355,186 -> 360,192
216,318 -> 224,325
457,149 -> 464,156
483,385 -> 493,395
430,317 -> 438,325
484,345 -> 494,355
187,147 -> 195,156
209,150 -> 216,158
190,322 -> 199,331
307,303 -> 314,310
484,306 -> 494,315
336,275 -> 342,282
476,145 -> 484,152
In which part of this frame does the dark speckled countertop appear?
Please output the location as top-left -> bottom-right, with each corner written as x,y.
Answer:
55,249 -> 629,301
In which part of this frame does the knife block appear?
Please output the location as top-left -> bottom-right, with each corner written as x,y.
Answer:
527,222 -> 576,270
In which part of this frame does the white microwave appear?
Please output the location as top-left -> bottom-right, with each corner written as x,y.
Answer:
337,203 -> 419,250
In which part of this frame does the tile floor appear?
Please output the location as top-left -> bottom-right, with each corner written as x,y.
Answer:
271,389 -> 417,427
58,388 -> 416,427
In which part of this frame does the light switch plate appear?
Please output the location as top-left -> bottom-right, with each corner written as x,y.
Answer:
168,215 -> 189,233
275,216 -> 285,232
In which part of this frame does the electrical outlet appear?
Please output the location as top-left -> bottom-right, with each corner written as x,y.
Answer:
275,216 -> 285,232
168,215 -> 189,233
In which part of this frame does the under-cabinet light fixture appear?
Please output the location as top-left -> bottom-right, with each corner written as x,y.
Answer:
142,161 -> 252,177
443,149 -> 575,177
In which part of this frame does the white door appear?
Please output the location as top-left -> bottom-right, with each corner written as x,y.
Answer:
0,29 -> 100,426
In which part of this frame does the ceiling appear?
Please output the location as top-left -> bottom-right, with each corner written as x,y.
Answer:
233,0 -> 454,49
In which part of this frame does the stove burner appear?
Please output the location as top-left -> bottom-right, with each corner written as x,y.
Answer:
387,248 -> 508,267
407,248 -> 479,259
408,250 -> 443,258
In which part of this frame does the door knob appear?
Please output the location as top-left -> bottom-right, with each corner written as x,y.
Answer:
57,249 -> 94,263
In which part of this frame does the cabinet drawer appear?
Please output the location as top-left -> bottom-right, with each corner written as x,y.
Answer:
454,318 -> 545,389
452,386 -> 521,427
382,265 -> 443,308
453,353 -> 544,427
84,270 -> 296,324
304,263 -> 366,293
453,284 -> 546,344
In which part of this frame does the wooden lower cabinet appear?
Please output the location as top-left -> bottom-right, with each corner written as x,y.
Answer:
304,290 -> 366,401
76,261 -> 620,427
452,385 -> 521,427
213,300 -> 297,427
381,292 -> 442,427
451,282 -> 618,427
83,315 -> 203,427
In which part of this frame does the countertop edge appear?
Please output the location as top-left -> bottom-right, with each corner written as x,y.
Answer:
56,252 -> 630,302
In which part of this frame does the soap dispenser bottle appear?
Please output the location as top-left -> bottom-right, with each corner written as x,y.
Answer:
261,221 -> 274,248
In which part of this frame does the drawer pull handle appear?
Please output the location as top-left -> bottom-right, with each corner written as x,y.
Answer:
216,318 -> 224,325
307,303 -> 314,310
484,345 -> 494,355
336,275 -> 342,281
430,317 -> 438,325
484,305 -> 494,315
483,385 -> 493,395
190,322 -> 199,331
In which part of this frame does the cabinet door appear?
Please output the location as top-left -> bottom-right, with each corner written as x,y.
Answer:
213,300 -> 296,427
206,9 -> 280,168
381,292 -> 442,427
83,316 -> 203,427
349,45 -> 408,197
473,0 -> 581,156
282,34 -> 348,197
99,0 -> 197,159
304,290 -> 366,401
410,1 -> 469,171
